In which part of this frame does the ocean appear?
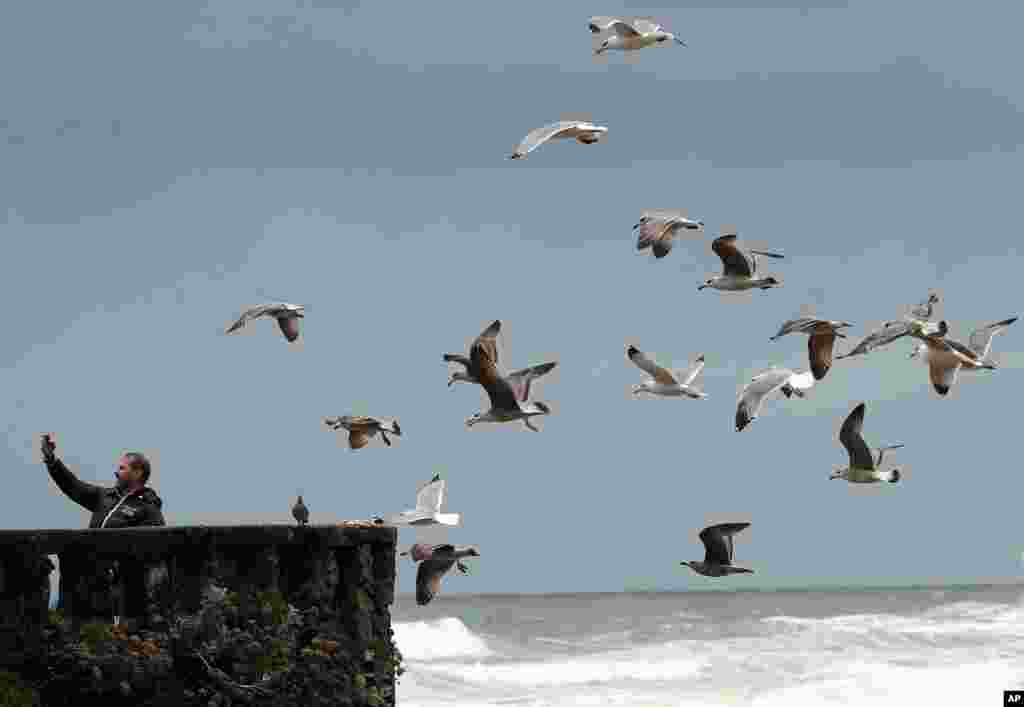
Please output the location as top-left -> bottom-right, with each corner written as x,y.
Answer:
390,584 -> 1024,706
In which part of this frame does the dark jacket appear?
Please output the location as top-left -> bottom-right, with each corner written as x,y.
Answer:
45,456 -> 165,528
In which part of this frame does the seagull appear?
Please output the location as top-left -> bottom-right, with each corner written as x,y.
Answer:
627,345 -> 707,399
909,292 -> 940,320
590,16 -> 687,54
769,318 -> 853,381
385,474 -> 460,526
680,523 -> 753,577
224,303 -> 305,342
292,495 -> 309,526
830,402 -> 902,483
735,367 -> 814,432
324,415 -> 402,449
444,320 -> 558,397
698,234 -> 784,292
634,210 -> 705,260
465,328 -> 552,432
508,121 -> 608,159
838,319 -> 948,360
400,543 -> 480,606
908,317 -> 1016,396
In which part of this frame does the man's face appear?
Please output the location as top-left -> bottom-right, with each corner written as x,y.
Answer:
115,455 -> 142,486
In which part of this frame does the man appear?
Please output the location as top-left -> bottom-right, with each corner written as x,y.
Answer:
41,433 -> 165,618
41,433 -> 165,528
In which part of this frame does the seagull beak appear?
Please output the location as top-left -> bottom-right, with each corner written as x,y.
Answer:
632,222 -> 641,230
697,285 -> 707,291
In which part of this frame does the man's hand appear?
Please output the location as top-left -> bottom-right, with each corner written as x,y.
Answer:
41,433 -> 56,463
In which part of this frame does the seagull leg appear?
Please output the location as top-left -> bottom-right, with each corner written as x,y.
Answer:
381,432 -> 391,447
524,419 -> 539,432
456,562 -> 470,575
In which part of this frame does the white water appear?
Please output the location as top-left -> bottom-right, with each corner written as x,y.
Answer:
392,596 -> 1024,706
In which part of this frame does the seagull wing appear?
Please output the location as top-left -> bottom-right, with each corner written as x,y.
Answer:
416,554 -> 457,606
225,305 -> 273,334
505,361 -> 557,401
711,234 -> 754,278
277,315 -> 301,342
470,320 -> 501,373
348,430 -> 370,450
477,350 -> 523,411
735,368 -> 792,431
415,476 -> 445,513
925,341 -> 962,395
636,221 -> 661,252
808,331 -> 837,381
678,355 -> 705,386
627,346 -> 678,385
770,317 -> 818,340
588,15 -> 621,33
838,321 -> 911,359
699,523 -> 748,565
511,122 -> 582,158
839,402 -> 875,469
968,317 -> 1017,358
631,16 -> 664,33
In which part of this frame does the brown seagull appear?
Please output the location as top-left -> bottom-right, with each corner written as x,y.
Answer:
400,543 -> 480,606
769,317 -> 853,381
444,319 -> 557,399
324,415 -> 402,449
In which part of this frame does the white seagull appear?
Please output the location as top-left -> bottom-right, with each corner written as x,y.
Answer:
735,367 -> 814,432
385,474 -> 461,527
627,345 -> 707,399
698,234 -> 784,293
224,302 -> 305,342
769,317 -> 853,381
589,16 -> 687,54
908,316 -> 1017,396
634,209 -> 705,260
509,120 -> 608,159
830,402 -> 903,483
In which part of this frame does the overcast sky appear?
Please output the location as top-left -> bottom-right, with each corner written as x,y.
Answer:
4,0 -> 1023,600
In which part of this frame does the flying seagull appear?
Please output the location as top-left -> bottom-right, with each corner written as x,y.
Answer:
627,345 -> 707,399
509,120 -> 608,159
680,523 -> 753,577
385,474 -> 460,526
465,327 -> 552,431
837,317 -> 947,360
837,292 -> 943,360
829,402 -> 902,483
589,16 -> 687,54
224,302 -> 305,342
909,292 -> 940,320
698,233 -> 783,293
324,415 -> 402,449
444,320 -> 558,397
634,210 -> 704,260
735,367 -> 814,432
292,495 -> 309,526
400,543 -> 480,606
769,318 -> 853,381
908,317 -> 1016,396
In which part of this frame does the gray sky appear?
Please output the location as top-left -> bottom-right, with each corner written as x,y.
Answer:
4,0 -> 1023,597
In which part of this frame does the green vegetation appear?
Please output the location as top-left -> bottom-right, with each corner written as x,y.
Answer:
353,588 -> 372,612
46,608 -> 64,626
78,622 -> 112,655
255,590 -> 289,626
223,591 -> 240,608
253,638 -> 290,675
0,671 -> 36,707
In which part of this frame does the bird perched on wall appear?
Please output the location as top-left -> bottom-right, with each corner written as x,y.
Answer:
292,495 -> 309,526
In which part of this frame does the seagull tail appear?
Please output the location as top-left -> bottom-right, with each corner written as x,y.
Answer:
390,420 -> 402,436
888,469 -> 901,483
